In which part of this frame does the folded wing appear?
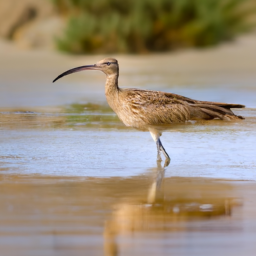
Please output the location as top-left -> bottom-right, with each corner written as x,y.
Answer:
123,89 -> 244,125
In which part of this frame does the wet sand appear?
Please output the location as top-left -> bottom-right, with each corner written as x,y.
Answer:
1,172 -> 256,256
0,35 -> 256,255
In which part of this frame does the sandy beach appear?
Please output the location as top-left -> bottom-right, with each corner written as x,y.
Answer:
0,32 -> 256,109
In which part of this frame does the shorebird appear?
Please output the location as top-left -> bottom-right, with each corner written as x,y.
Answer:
53,57 -> 245,166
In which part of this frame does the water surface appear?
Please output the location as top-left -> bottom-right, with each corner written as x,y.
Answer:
1,45 -> 256,255
0,105 -> 256,256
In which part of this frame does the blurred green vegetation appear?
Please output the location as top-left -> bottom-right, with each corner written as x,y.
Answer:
65,103 -> 113,113
52,0 -> 255,54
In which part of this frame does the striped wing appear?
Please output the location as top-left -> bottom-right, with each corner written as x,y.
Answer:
122,89 -> 191,125
122,89 -> 244,124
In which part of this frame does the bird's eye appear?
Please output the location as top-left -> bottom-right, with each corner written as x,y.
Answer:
107,62 -> 110,66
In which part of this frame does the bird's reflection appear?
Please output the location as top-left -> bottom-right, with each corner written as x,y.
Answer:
147,160 -> 166,203
104,161 -> 240,256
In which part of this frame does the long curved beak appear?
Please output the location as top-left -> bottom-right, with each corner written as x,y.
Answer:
53,64 -> 100,83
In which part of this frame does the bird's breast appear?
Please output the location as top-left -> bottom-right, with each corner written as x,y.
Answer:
106,94 -> 145,129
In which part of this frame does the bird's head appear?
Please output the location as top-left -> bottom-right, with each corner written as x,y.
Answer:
53,57 -> 118,83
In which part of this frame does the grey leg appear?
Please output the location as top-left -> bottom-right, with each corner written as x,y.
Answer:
149,128 -> 170,166
157,138 -> 171,166
156,139 -> 162,162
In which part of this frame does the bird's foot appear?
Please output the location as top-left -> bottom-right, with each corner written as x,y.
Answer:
159,142 -> 171,167
156,137 -> 170,166
163,157 -> 171,167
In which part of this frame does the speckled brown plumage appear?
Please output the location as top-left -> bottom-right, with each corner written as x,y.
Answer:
104,69 -> 244,131
53,57 -> 245,165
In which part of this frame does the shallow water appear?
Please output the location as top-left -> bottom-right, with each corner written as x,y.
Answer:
0,104 -> 256,256
1,46 -> 256,255
0,106 -> 255,179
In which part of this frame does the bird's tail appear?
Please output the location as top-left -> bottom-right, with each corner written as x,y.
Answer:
190,102 -> 245,120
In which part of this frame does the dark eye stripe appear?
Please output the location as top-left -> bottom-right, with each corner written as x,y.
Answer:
104,62 -> 116,65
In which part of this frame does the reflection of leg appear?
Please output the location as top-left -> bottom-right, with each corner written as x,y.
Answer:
148,162 -> 166,203
158,138 -> 171,166
155,165 -> 165,189
104,221 -> 118,256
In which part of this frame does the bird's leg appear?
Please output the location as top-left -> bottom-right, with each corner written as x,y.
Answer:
158,138 -> 171,167
156,139 -> 162,162
149,128 -> 163,162
149,128 -> 170,165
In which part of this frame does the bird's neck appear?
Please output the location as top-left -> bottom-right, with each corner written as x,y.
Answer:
105,74 -> 120,96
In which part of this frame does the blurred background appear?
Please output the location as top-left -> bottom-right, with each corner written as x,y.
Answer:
0,0 -> 256,109
1,1 -> 256,256
0,0 -> 255,53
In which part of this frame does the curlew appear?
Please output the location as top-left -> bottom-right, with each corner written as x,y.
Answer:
53,58 -> 245,166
